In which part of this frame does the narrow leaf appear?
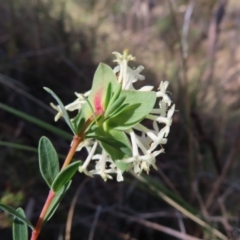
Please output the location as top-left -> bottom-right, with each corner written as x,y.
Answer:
0,102 -> 72,140
51,161 -> 81,192
0,204 -> 33,229
0,141 -> 73,161
39,137 -> 60,187
106,83 -> 122,108
71,107 -> 86,134
107,103 -> 129,119
107,90 -> 156,130
13,208 -> 28,240
104,95 -> 126,117
104,82 -> 112,110
44,87 -> 76,134
44,181 -> 71,224
87,128 -> 132,160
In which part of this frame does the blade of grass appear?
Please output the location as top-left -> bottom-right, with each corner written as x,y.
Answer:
0,141 -> 38,153
0,102 -> 72,140
0,141 -> 71,160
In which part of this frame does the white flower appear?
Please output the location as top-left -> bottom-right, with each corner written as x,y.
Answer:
112,50 -> 147,90
50,91 -> 90,122
52,51 -> 175,182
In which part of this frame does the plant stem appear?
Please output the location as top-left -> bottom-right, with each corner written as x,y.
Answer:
61,135 -> 82,170
30,135 -> 82,240
30,190 -> 55,240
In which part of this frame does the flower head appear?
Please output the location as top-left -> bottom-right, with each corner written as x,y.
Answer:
50,50 -> 175,181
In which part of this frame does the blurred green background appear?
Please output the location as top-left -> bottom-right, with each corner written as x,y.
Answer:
1,0 -> 240,239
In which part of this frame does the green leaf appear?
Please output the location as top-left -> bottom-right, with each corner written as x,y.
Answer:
71,106 -> 86,135
0,102 -> 72,140
106,83 -> 122,109
0,204 -> 33,230
87,128 -> 132,160
104,82 -> 112,110
0,141 -> 74,161
44,87 -> 76,134
88,63 -> 120,113
107,90 -> 156,130
38,137 -> 60,187
107,103 -> 129,119
51,161 -> 81,192
12,208 -> 28,240
115,161 -> 129,172
44,181 -> 71,224
104,95 -> 126,117
0,141 -> 38,153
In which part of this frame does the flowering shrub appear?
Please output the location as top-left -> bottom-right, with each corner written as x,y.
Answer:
0,50 -> 174,240
51,50 -> 175,181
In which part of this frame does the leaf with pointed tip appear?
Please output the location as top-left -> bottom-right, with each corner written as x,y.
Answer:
44,87 -> 76,134
12,208 -> 28,240
0,204 -> 33,229
51,161 -> 82,192
87,63 -> 121,116
71,104 -> 87,134
104,82 -> 112,110
87,127 -> 132,160
105,83 -> 122,110
38,136 -> 59,187
43,181 -> 71,224
107,90 -> 156,130
104,95 -> 126,117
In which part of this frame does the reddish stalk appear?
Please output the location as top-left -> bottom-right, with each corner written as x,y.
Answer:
30,190 -> 55,240
30,135 -> 82,240
61,135 -> 82,170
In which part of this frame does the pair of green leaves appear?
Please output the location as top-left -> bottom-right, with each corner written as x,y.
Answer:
38,137 -> 80,229
38,136 -> 81,192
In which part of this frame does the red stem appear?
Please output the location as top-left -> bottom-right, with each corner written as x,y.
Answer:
30,190 -> 55,240
30,135 -> 82,240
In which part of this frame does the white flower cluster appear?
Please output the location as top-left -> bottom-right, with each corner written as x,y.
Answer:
51,50 -> 175,182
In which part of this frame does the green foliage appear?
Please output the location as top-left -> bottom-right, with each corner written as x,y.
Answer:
0,204 -> 33,230
88,127 -> 132,160
51,161 -> 81,192
12,208 -> 28,240
88,63 -> 120,110
43,182 -> 72,224
43,87 -> 76,134
38,137 -> 60,188
106,90 -> 156,130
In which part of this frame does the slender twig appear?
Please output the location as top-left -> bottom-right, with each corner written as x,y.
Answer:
65,178 -> 91,240
88,205 -> 102,240
176,211 -> 186,235
206,127 -> 240,209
